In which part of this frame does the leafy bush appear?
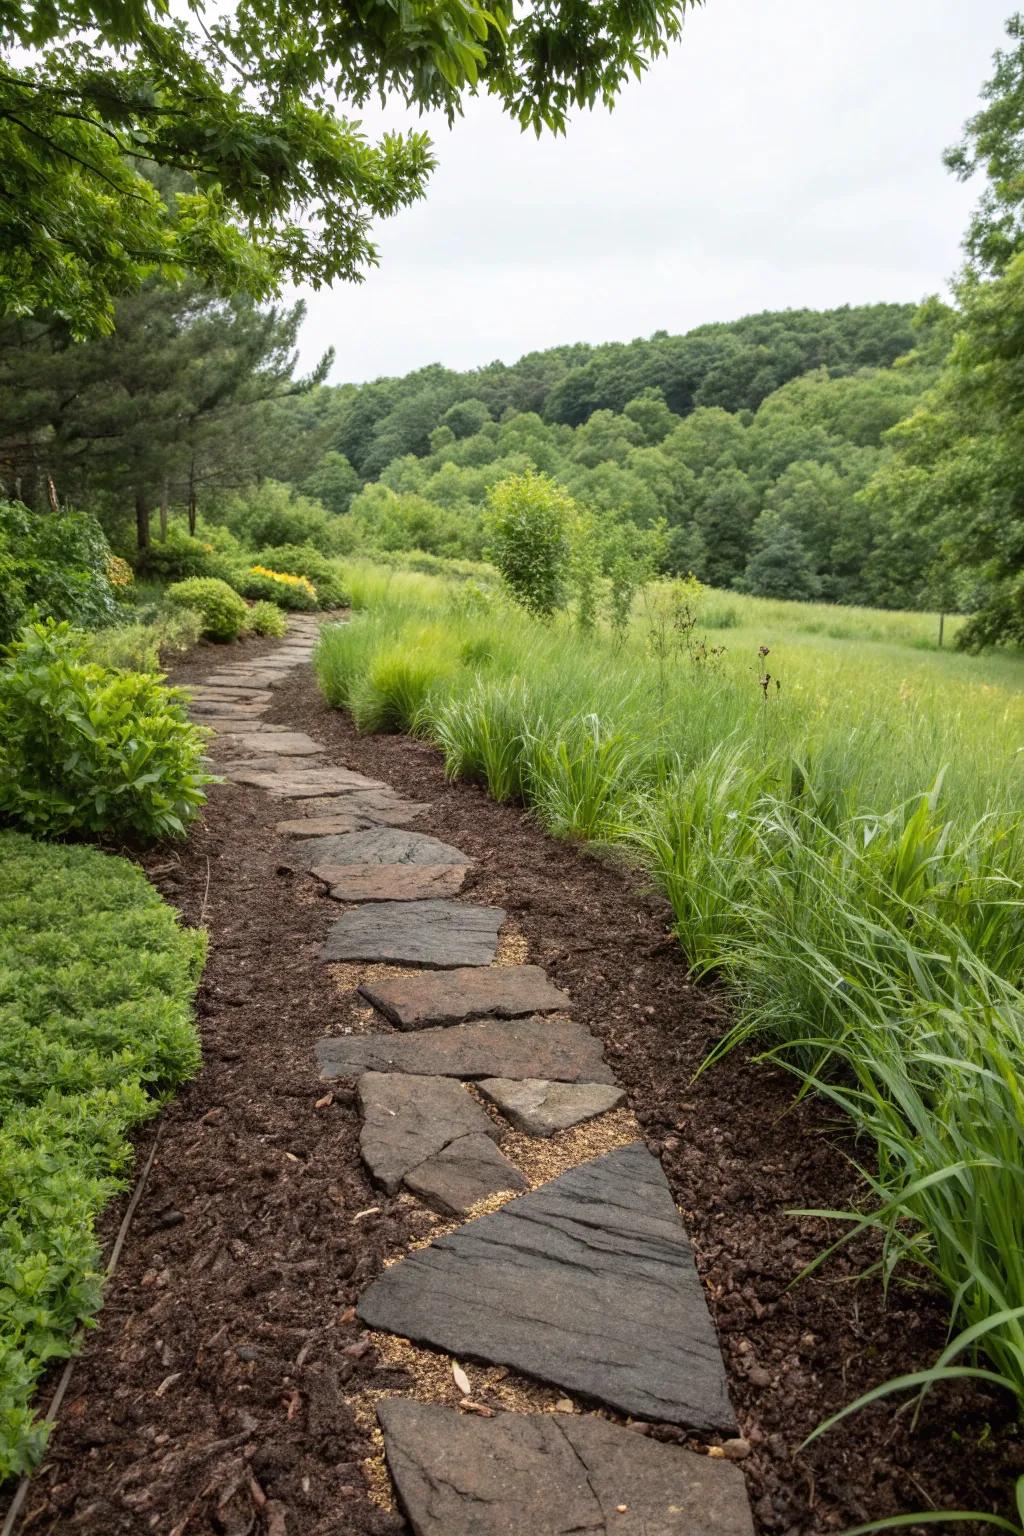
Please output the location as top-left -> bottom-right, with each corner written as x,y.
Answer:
0,622 -> 212,841
85,605 -> 204,671
250,544 -> 347,607
483,471 -> 575,619
141,523 -> 237,585
0,502 -> 120,642
248,600 -> 287,637
237,565 -> 319,611
166,576 -> 249,640
0,830 -> 204,1474
216,480 -> 341,553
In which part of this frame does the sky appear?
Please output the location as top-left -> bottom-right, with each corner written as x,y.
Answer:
288,0 -> 1011,386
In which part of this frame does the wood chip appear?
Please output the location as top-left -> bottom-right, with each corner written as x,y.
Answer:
451,1362 -> 471,1396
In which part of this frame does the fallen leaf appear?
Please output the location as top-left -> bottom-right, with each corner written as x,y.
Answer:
314,1092 -> 333,1110
451,1362 -> 471,1396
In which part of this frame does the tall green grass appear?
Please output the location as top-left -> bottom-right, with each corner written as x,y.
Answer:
314,571 -> 1024,1526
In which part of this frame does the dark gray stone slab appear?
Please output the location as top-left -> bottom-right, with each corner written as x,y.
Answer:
312,863 -> 467,902
404,1133 -> 528,1216
360,964 -> 571,1030
299,827 -> 471,868
377,1399 -> 754,1536
358,1141 -> 736,1432
358,1072 -> 499,1194
323,900 -> 503,968
478,1078 -> 625,1136
317,1015 -> 615,1085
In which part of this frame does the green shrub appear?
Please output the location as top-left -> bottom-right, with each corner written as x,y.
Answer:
0,830 -> 204,1474
248,600 -> 287,637
251,544 -> 347,607
349,628 -> 456,733
236,565 -> 319,611
141,524 -> 237,584
215,480 -> 340,553
0,622 -> 212,841
0,502 -> 120,642
85,606 -> 204,671
166,576 -> 249,641
483,471 -> 574,620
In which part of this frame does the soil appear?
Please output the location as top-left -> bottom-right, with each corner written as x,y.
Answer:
7,640 -> 1022,1536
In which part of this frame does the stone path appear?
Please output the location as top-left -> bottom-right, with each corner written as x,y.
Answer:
186,618 -> 753,1535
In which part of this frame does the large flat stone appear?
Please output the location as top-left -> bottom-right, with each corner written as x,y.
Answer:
404,1133 -> 528,1216
358,1141 -> 736,1432
299,793 -> 430,826
276,815 -> 376,838
312,863 -> 468,902
358,1072 -> 499,1194
360,964 -> 571,1030
377,1400 -> 754,1536
478,1078 -> 625,1135
228,766 -> 387,798
323,900 -> 504,968
298,827 -> 471,868
214,731 -> 325,757
317,1015 -> 615,1085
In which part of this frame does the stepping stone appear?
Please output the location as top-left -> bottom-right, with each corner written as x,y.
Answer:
316,1015 -> 615,1087
323,900 -> 504,968
190,703 -> 270,719
214,731 -> 325,757
189,683 -> 274,698
358,1141 -> 736,1432
478,1078 -> 625,1136
276,814 -> 376,838
228,766 -> 387,798
377,1400 -> 754,1536
404,1133 -> 528,1216
360,964 -> 571,1030
312,863 -> 468,902
358,1072 -> 499,1194
298,827 -> 471,868
307,793 -> 430,827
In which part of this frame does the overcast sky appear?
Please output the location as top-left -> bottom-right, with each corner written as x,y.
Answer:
289,0 -> 1010,386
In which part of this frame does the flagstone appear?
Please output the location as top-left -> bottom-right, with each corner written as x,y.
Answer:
322,900 -> 504,968
359,964 -> 570,1030
316,1015 -> 615,1086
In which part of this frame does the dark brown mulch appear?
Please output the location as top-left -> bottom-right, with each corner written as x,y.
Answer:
9,656 -> 1022,1536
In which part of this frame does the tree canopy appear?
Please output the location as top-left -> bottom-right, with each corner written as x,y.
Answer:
1,0 -> 696,334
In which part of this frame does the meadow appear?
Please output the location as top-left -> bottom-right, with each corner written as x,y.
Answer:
317,561 -> 1024,1499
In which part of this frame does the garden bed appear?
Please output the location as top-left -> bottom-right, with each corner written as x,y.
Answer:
9,666 -> 1020,1535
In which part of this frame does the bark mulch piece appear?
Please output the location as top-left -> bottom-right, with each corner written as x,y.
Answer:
9,656 -> 1021,1536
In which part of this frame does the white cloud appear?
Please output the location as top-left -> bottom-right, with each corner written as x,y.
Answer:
288,0 -> 1009,383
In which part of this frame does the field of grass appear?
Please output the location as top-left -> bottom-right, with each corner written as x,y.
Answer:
315,565 -> 1024,1526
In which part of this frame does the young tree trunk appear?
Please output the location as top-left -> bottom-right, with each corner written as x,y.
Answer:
159,476 -> 168,539
135,489 -> 151,564
187,455 -> 197,534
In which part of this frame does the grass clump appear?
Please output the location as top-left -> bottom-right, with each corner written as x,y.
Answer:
166,576 -> 249,640
0,830 -> 204,1476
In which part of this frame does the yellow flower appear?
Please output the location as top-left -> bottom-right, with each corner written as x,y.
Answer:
248,566 -> 317,599
106,554 -> 134,589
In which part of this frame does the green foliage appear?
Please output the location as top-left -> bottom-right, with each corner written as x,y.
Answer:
141,524 -> 237,584
484,471 -> 575,619
84,606 -> 205,671
0,830 -> 203,1474
0,502 -> 119,642
737,511 -> 823,601
250,544 -> 347,607
248,600 -> 287,637
166,576 -> 249,641
0,622 -> 212,841
237,565 -> 319,611
217,481 -> 341,554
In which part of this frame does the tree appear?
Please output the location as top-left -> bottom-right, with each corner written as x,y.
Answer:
484,470 -> 574,619
737,512 -> 822,601
300,452 -> 360,515
2,0 -> 694,334
945,13 -> 1024,277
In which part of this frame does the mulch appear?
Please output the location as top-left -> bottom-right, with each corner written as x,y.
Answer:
6,637 -> 1021,1535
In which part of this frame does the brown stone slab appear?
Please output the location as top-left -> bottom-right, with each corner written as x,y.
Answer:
316,1015 -> 615,1085
359,1142 -> 737,1433
213,731 -> 325,757
298,827 -> 471,869
377,1400 -> 754,1536
360,964 -> 571,1030
404,1134 -> 528,1216
478,1077 -> 625,1136
322,899 -> 503,968
227,766 -> 387,797
312,863 -> 468,902
276,815 -> 375,838
358,1072 -> 499,1194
